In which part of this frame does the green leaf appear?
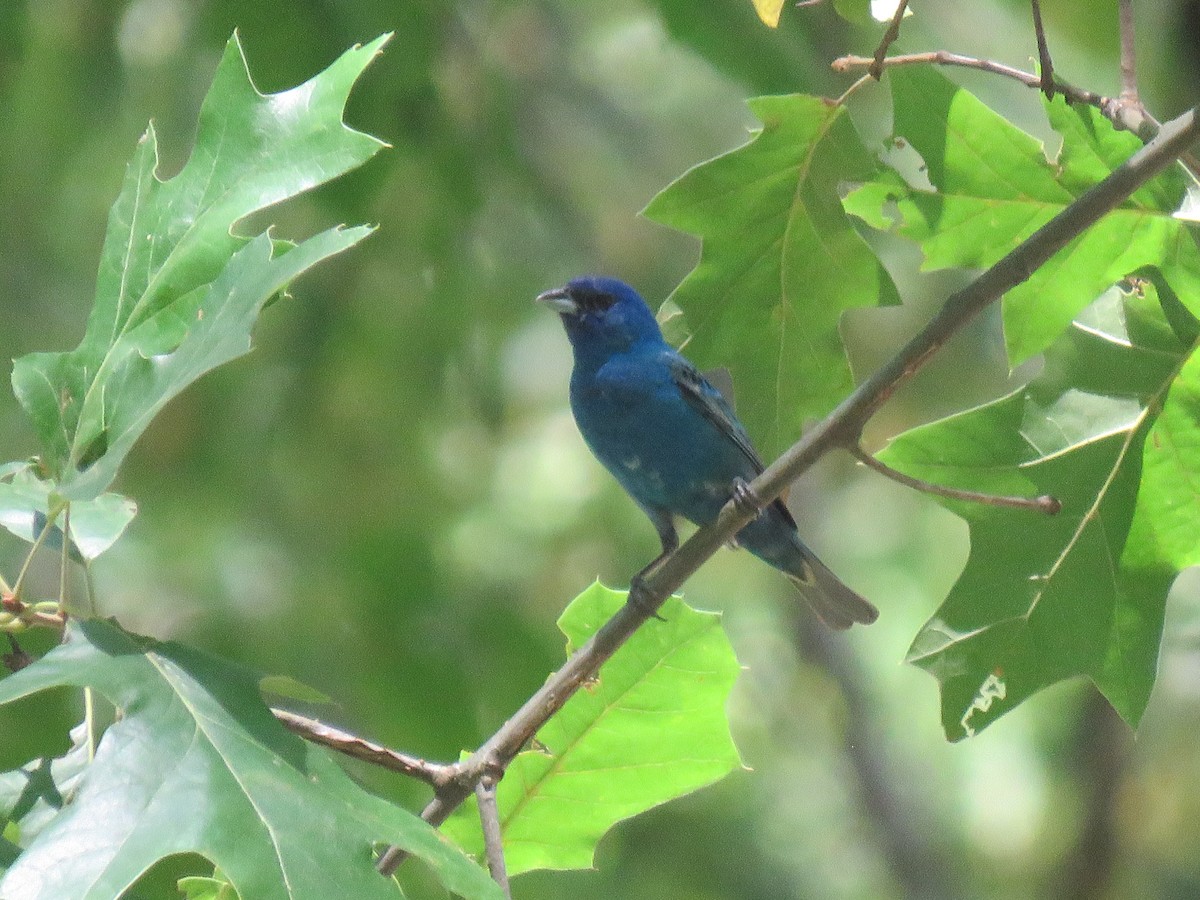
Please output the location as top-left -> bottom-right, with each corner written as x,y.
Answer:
178,868 -> 240,900
11,33 -> 388,501
833,0 -> 872,23
258,675 -> 333,706
0,620 -> 501,900
882,287 -> 1191,738
442,583 -> 741,875
844,68 -> 1200,363
0,724 -> 90,857
0,462 -> 135,561
644,94 -> 898,458
1110,343 -> 1200,721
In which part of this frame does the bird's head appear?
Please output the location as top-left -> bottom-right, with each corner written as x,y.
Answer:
537,276 -> 664,360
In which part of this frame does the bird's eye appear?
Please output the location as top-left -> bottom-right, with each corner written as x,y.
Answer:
573,288 -> 616,312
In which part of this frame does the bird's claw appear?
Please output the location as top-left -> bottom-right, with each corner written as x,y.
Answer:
628,572 -> 667,621
730,477 -> 762,516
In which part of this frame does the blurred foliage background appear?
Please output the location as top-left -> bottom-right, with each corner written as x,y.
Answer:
1,1 -> 1199,897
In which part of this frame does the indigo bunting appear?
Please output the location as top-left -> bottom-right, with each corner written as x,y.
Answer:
538,275 -> 878,629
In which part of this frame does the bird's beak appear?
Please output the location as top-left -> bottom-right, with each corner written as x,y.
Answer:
535,286 -> 577,315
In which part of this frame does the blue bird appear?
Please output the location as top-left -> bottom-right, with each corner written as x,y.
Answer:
538,275 -> 878,629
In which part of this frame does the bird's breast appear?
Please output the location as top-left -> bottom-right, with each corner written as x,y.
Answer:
569,363 -> 751,520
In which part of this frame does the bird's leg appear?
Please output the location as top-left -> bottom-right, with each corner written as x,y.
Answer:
628,509 -> 677,620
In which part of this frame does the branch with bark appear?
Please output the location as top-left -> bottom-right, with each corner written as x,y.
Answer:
361,104 -> 1200,878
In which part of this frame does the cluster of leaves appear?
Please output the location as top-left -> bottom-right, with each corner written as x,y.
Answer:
646,64 -> 1199,739
0,33 -> 742,898
2,7 -> 1197,899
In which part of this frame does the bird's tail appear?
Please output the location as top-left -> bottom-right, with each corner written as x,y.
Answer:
786,551 -> 878,630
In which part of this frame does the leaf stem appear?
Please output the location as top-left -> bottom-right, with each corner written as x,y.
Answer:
84,687 -> 98,763
58,505 -> 71,616
850,445 -> 1061,514
835,74 -> 876,108
10,498 -> 68,604
83,565 -> 98,618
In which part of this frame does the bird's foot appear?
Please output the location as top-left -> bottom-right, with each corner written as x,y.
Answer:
730,477 -> 762,516
629,564 -> 668,622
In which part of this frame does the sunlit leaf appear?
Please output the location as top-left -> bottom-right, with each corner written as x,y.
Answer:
443,583 -> 741,875
844,67 -> 1200,363
11,33 -> 388,501
645,94 -> 898,457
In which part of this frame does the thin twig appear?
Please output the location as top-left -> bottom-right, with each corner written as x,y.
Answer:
376,105 -> 1200,877
1030,0 -> 1055,98
850,446 -> 1061,515
476,775 -> 511,897
1118,0 -> 1138,103
272,708 -> 457,788
1108,0 -> 1152,140
834,51 -> 1123,132
833,49 -> 1200,179
870,0 -> 911,80
834,50 -> 1105,107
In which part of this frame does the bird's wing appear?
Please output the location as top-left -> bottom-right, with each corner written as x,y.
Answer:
666,353 -> 798,528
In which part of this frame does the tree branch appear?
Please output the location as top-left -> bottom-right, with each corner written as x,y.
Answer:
1109,0 -> 1152,140
376,105 -> 1200,877
833,51 -> 1106,121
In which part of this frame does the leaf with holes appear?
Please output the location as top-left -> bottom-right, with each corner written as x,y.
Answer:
882,285 -> 1196,738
